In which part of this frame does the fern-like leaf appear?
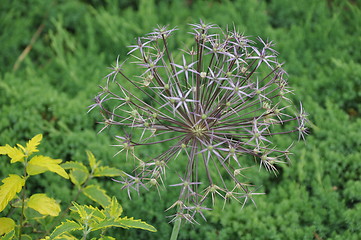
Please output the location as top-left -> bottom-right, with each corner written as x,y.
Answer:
25,134 -> 42,155
0,145 -> 25,163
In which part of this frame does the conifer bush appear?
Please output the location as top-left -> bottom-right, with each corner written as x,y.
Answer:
0,0 -> 360,239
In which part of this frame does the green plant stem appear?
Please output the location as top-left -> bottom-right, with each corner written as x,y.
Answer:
19,184 -> 26,240
19,161 -> 28,240
170,217 -> 181,240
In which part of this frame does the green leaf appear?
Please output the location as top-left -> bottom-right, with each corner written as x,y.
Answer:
99,236 -> 115,240
0,229 -> 15,240
93,166 -> 123,177
52,233 -> 78,240
90,219 -> 123,231
25,134 -> 42,155
104,196 -> 123,219
86,150 -> 97,170
24,205 -> 46,220
0,144 -> 25,163
71,202 -> 105,223
83,185 -> 111,208
0,217 -> 15,235
27,194 -> 61,216
68,170 -> 89,187
27,156 -> 69,179
19,235 -> 31,240
61,161 -> 87,171
61,162 -> 89,187
90,217 -> 156,232
50,220 -> 82,239
0,174 -> 25,212
117,217 -> 157,232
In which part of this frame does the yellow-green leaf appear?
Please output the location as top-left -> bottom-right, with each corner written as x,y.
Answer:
83,185 -> 111,208
90,219 -> 120,231
0,145 -> 25,163
52,233 -> 78,240
86,150 -> 97,170
0,217 -> 15,235
50,220 -> 82,239
99,236 -> 116,240
93,166 -> 123,177
27,155 -> 69,179
70,202 -> 105,224
25,134 -> 42,155
0,174 -> 25,212
27,194 -> 61,217
105,197 -> 123,219
117,217 -> 157,232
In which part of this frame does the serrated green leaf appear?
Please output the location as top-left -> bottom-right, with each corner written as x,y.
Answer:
0,174 -> 25,212
19,235 -> 32,240
105,197 -> 123,219
93,166 -> 123,177
50,220 -> 82,239
0,217 -> 15,235
1,229 -> 15,240
117,217 -> 157,232
90,217 -> 156,232
90,219 -> 125,231
99,236 -> 115,240
71,202 -> 105,223
53,233 -> 78,240
27,194 -> 61,216
70,202 -> 87,220
83,185 -> 111,208
86,151 -> 97,170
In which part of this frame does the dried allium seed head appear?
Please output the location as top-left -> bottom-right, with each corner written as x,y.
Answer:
91,20 -> 308,223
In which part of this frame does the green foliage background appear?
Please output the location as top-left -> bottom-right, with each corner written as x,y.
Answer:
1,0 -> 360,239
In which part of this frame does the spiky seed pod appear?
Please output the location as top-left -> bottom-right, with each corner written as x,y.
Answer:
91,20 -> 308,223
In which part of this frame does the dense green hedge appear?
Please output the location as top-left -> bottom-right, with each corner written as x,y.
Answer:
1,0 -> 360,239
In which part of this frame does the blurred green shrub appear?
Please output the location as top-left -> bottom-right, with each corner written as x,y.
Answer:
0,0 -> 360,239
